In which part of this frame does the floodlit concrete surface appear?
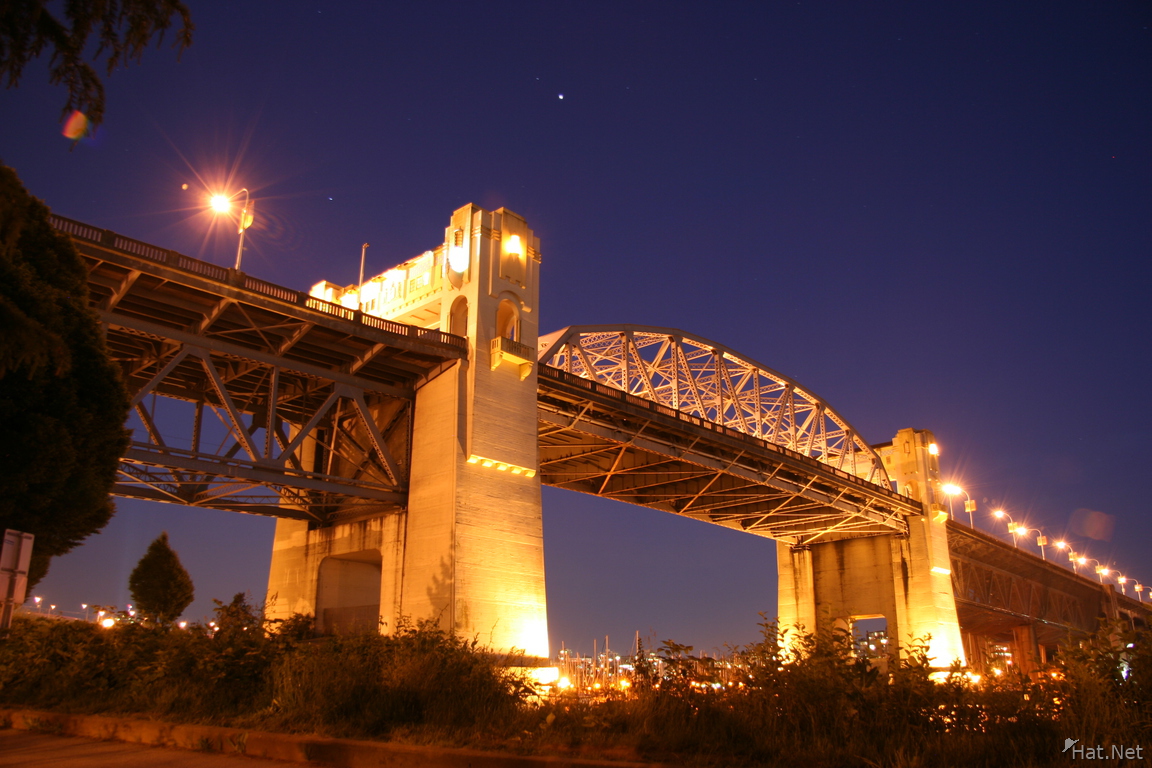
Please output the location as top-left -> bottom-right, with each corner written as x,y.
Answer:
0,729 -> 275,767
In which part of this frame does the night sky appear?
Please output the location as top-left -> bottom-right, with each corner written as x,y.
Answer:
4,2 -> 1149,656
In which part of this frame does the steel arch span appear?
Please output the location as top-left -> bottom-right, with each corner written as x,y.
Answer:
538,325 -> 889,489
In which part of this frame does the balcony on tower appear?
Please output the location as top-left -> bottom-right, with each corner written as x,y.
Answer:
491,335 -> 535,379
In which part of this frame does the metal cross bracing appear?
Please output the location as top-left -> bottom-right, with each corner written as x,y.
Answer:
56,215 -> 467,525
944,522 -> 1150,642
539,326 -> 889,483
536,327 -> 919,545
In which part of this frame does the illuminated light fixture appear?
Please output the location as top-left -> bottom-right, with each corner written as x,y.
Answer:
505,234 -> 523,258
448,244 -> 469,273
931,566 -> 952,576
100,618 -> 115,628
530,666 -> 560,685
942,483 -> 962,496
467,455 -> 536,478
210,194 -> 231,213
927,443 -> 939,455
992,510 -> 1006,519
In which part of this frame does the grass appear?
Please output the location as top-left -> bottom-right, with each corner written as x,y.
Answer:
1,598 -> 1147,767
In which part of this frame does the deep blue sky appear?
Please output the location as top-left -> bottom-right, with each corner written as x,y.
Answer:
4,2 -> 1150,655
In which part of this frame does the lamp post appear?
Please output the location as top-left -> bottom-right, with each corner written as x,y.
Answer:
1012,525 -> 1048,561
1113,573 -> 1129,596
1054,540 -> 1080,572
991,510 -> 1019,547
1076,557 -> 1108,584
942,484 -> 976,527
357,242 -> 369,310
210,188 -> 253,271
1135,583 -> 1145,603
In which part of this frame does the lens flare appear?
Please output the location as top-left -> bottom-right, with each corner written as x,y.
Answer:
62,111 -> 89,140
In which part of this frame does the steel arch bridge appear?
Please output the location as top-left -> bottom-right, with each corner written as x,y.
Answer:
539,325 -> 887,483
536,325 -> 915,544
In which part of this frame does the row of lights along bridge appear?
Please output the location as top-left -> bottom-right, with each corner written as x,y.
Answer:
939,482 -> 1143,599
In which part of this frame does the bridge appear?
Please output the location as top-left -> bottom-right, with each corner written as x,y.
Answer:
56,204 -> 1149,669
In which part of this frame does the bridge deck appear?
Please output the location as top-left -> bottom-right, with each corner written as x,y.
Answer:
58,216 -> 466,522
538,365 -> 919,545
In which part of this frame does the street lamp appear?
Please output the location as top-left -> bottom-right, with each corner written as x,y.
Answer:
1054,540 -> 1081,572
1012,525 -> 1048,561
991,510 -> 1019,547
1076,557 -> 1108,584
209,188 -> 254,270
1113,573 -> 1129,596
1135,583 -> 1145,603
942,484 -> 976,527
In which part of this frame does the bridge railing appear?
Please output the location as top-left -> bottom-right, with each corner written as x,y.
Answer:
539,365 -> 907,501
52,214 -> 468,353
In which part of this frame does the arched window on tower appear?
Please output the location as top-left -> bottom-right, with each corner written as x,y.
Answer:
496,299 -> 519,341
449,296 -> 468,338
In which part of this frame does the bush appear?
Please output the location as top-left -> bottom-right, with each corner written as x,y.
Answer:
0,604 -> 1146,766
0,598 -> 529,742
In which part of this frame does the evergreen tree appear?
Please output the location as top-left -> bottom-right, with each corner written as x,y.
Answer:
0,165 -> 131,587
128,532 -> 194,623
0,0 -> 193,129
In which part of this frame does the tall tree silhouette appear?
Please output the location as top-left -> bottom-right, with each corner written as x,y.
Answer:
129,532 -> 194,623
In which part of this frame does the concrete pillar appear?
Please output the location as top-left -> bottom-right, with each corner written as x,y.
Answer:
267,205 -> 549,660
776,428 -> 967,667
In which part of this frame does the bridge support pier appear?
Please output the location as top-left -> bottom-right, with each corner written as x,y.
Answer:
267,205 -> 550,659
777,428 -> 967,667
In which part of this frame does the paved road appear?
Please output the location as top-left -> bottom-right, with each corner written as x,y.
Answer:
0,729 -> 292,767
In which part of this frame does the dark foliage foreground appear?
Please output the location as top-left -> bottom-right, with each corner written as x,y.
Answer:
0,600 -> 1147,767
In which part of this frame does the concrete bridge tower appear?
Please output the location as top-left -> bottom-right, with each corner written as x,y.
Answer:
266,205 -> 549,659
776,428 -> 967,666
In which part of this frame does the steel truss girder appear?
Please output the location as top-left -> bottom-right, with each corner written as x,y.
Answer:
539,325 -> 890,487
61,216 -> 473,525
108,322 -> 413,524
537,366 -> 915,545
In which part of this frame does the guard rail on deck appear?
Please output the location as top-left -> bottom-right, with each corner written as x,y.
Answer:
51,214 -> 468,353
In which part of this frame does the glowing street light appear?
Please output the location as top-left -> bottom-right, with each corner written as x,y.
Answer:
1054,540 -> 1081,572
209,188 -> 254,270
1012,525 -> 1048,561
991,510 -> 1019,548
942,484 -> 976,527
1076,557 -> 1108,584
1113,573 -> 1129,596
1135,583 -> 1145,603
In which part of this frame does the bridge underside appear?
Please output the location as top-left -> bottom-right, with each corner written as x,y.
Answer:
537,366 -> 917,545
63,216 -> 466,524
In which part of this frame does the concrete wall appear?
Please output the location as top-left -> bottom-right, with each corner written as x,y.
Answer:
267,205 -> 549,659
